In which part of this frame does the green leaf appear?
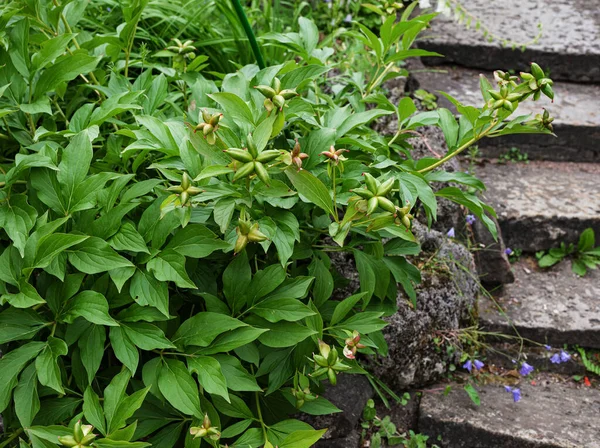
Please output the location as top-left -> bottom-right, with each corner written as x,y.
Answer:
538,254 -> 561,268
279,429 -> 327,448
0,195 -> 38,257
32,33 -> 74,70
336,109 -> 394,138
214,355 -> 261,392
109,266 -> 136,293
35,336 -> 68,394
104,370 -> 131,427
246,264 -> 287,305
187,356 -> 229,402
308,258 -> 334,308
63,290 -> 118,326
196,326 -> 268,355
0,342 -> 45,412
79,324 -> 106,384
84,387 -> 107,436
464,383 -> 480,406
285,167 -> 334,216
1,281 -> 46,309
330,292 -> 369,326
57,130 -> 93,210
68,237 -> 134,274
578,228 -> 595,253
165,224 -> 229,258
223,252 -> 251,313
438,108 -> 459,150
256,321 -> 316,348
34,52 -> 100,98
129,269 -> 170,318
0,308 -> 47,344
213,394 -> 253,419
109,326 -> 139,375
193,165 -> 234,182
265,277 -> 314,301
209,92 -> 255,128
122,322 -> 175,350
34,233 -> 89,269
108,387 -> 150,435
280,65 -> 330,90
20,96 -> 52,115
14,363 -> 40,428
213,197 -> 236,234
109,222 -> 150,253
158,359 -> 202,417
173,312 -> 247,348
147,250 -> 196,289
253,297 -> 315,323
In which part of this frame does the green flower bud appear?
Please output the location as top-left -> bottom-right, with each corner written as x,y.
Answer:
58,435 -> 78,447
273,77 -> 281,93
234,234 -> 248,254
352,188 -> 374,199
367,197 -> 379,215
206,131 -> 216,145
272,94 -> 285,109
255,149 -> 281,163
254,161 -> 270,186
247,223 -> 268,242
180,191 -> 189,205
264,98 -> 275,113
363,173 -> 378,194
376,178 -> 395,196
225,148 -> 254,163
280,89 -> 298,99
190,427 -> 208,438
187,186 -> 202,196
209,113 -> 222,126
327,368 -> 337,385
181,173 -> 191,191
202,123 -> 213,136
238,219 -> 252,235
541,84 -> 554,100
377,197 -> 396,214
530,62 -> 545,79
254,85 -> 277,98
232,161 -> 255,181
201,109 -> 212,123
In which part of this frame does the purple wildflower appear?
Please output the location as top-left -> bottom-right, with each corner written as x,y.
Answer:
343,14 -> 352,23
519,362 -> 534,376
559,350 -> 571,362
550,353 -> 561,364
466,214 -> 476,225
504,385 -> 512,392
473,359 -> 485,371
447,227 -> 455,238
463,360 -> 473,373
511,388 -> 521,402
544,345 -> 551,351
504,248 -> 513,256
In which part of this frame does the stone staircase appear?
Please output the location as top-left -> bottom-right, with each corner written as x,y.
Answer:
411,1 -> 600,446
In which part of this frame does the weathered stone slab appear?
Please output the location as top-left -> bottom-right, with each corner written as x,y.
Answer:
476,161 -> 600,252
472,215 -> 514,286
418,0 -> 600,83
413,65 -> 600,162
479,257 -> 600,348
420,381 -> 600,447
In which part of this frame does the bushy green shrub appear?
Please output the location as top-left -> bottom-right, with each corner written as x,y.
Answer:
0,1 -> 554,446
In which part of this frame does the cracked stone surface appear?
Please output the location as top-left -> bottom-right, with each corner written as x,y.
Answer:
420,381 -> 600,447
418,0 -> 600,82
475,160 -> 600,251
479,257 -> 600,348
413,64 -> 600,162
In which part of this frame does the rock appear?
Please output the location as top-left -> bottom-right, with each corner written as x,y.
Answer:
479,257 -> 600,348
375,393 -> 421,438
369,223 -> 479,390
413,64 -> 600,163
419,381 -> 600,447
472,215 -> 515,286
475,160 -> 600,252
418,0 -> 600,83
303,374 -> 373,445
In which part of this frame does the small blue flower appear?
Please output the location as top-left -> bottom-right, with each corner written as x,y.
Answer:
473,359 -> 484,371
544,345 -> 552,350
519,362 -> 534,376
504,385 -> 512,392
511,359 -> 516,364
463,360 -> 473,373
559,350 -> 571,362
447,227 -> 455,238
550,353 -> 561,364
343,13 -> 352,23
466,214 -> 476,225
511,388 -> 521,402
504,248 -> 513,256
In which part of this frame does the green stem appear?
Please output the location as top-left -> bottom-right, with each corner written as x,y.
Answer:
230,0 -> 266,69
0,429 -> 23,448
417,120 -> 498,174
331,165 -> 338,221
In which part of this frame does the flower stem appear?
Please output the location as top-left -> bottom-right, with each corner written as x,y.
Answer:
231,0 -> 266,69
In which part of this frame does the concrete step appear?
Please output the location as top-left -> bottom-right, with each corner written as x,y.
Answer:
479,257 -> 600,349
420,379 -> 600,447
475,160 -> 600,252
418,0 -> 600,83
413,65 -> 600,162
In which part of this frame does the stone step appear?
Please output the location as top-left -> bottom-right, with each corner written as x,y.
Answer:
413,65 -> 600,162
479,257 -> 600,349
419,379 -> 600,447
475,160 -> 600,252
418,0 -> 600,83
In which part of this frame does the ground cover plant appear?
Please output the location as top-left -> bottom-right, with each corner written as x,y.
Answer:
0,0 -> 555,446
